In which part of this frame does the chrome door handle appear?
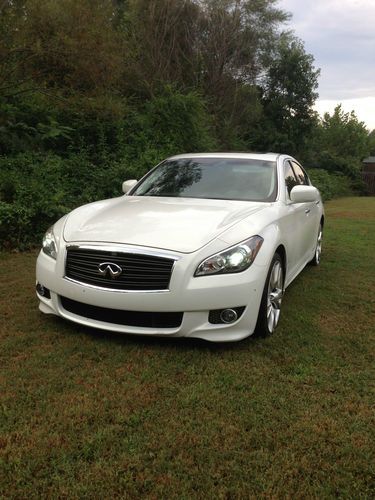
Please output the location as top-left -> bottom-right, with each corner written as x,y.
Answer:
305,209 -> 311,214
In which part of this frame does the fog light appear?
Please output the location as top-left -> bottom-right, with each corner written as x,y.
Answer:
209,306 -> 245,324
36,283 -> 51,299
220,308 -> 238,324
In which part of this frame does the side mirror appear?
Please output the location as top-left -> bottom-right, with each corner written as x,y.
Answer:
290,185 -> 319,203
122,179 -> 138,194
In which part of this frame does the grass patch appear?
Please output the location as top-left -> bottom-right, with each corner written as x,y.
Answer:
1,197 -> 374,498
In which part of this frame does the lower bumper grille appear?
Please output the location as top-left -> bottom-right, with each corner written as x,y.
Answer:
60,296 -> 183,329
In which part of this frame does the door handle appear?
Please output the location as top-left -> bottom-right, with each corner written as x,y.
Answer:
316,200 -> 320,205
305,209 -> 311,214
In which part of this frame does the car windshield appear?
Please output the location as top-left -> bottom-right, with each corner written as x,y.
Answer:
131,158 -> 278,202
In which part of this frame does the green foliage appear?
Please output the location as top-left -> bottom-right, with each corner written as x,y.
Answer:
305,105 -> 372,186
0,89 -> 217,249
131,88 -> 216,154
0,154 -> 69,248
319,105 -> 371,160
0,0 -> 373,249
307,169 -> 354,201
0,94 -> 75,155
257,34 -> 320,155
0,152 -> 130,248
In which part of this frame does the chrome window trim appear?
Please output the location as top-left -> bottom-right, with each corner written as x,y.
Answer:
63,243 -> 180,293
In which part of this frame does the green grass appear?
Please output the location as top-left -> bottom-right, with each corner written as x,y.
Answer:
1,197 -> 374,498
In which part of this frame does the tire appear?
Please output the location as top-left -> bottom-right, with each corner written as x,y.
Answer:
255,253 -> 284,337
309,223 -> 323,266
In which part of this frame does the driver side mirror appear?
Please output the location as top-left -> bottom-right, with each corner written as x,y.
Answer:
122,179 -> 138,194
290,185 -> 319,203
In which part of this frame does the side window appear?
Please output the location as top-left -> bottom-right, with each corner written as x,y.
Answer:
284,161 -> 299,198
291,161 -> 309,185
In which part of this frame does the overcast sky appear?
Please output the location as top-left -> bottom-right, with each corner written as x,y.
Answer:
279,0 -> 375,130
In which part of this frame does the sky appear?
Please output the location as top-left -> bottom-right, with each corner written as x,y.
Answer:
279,0 -> 375,130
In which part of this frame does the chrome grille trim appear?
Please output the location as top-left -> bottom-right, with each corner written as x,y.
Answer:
65,244 -> 181,261
64,244 -> 179,292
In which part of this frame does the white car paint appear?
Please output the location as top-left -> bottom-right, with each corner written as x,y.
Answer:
63,197 -> 268,253
36,153 -> 324,342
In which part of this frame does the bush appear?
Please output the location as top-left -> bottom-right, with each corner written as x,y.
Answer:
115,88 -> 217,172
307,168 -> 354,201
0,89 -> 218,249
0,153 -> 128,249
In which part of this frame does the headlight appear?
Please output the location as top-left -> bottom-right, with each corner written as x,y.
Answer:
42,226 -> 57,260
195,236 -> 263,276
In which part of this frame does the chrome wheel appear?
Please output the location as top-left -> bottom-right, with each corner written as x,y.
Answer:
315,227 -> 323,264
310,224 -> 323,266
266,260 -> 284,333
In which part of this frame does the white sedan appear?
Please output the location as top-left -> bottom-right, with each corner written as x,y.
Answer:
36,153 -> 324,342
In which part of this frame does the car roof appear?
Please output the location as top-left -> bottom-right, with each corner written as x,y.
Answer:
168,152 -> 280,162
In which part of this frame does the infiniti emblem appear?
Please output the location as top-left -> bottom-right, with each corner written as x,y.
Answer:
98,262 -> 123,279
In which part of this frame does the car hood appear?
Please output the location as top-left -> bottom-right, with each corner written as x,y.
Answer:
63,196 -> 268,253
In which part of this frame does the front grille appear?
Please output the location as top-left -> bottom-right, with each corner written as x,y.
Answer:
60,296 -> 183,328
65,247 -> 175,291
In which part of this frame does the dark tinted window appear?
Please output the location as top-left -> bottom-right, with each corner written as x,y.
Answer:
284,161 -> 299,197
291,161 -> 309,185
132,158 -> 278,202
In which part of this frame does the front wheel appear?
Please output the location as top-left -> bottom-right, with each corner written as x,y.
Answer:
255,253 -> 284,337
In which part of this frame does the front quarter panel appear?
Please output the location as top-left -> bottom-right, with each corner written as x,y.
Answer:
218,203 -> 286,271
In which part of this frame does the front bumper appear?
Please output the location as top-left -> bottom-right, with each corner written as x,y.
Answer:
36,246 -> 268,342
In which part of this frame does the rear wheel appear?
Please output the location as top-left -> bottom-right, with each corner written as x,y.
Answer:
255,253 -> 284,337
310,223 -> 323,266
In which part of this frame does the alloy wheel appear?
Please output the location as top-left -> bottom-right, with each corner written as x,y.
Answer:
266,260 -> 284,333
315,227 -> 323,264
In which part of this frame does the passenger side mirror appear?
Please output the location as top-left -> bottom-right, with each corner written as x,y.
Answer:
122,179 -> 138,194
290,185 -> 319,203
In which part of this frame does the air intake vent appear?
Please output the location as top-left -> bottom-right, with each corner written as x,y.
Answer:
60,296 -> 183,328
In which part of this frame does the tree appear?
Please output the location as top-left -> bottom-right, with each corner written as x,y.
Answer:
121,0 -> 289,146
21,0 -> 125,94
0,0 -> 323,155
256,34 -> 320,155
320,105 -> 370,160
311,105 -> 373,180
196,0 -> 288,147
122,0 -> 201,95
0,0 -> 128,154
368,129 -> 375,155
0,1 -> 35,99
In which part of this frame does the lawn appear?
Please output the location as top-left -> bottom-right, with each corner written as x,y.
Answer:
0,197 -> 374,498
